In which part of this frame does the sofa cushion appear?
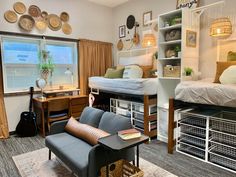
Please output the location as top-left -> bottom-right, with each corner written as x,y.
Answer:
65,117 -> 110,145
98,112 -> 132,134
45,132 -> 93,177
79,107 -> 104,127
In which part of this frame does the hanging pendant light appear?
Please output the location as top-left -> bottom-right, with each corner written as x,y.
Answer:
210,17 -> 232,37
142,33 -> 156,48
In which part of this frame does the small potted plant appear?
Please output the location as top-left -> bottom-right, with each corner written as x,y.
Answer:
39,50 -> 55,81
174,45 -> 181,57
183,67 -> 193,81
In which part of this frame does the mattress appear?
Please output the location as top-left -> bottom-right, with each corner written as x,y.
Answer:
89,77 -> 157,95
175,80 -> 236,107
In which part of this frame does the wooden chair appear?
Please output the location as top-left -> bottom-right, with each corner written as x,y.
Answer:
47,98 -> 70,131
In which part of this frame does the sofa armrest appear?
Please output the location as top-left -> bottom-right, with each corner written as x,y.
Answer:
88,144 -> 135,177
49,120 -> 68,135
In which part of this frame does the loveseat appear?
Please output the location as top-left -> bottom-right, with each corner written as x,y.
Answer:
45,107 -> 135,177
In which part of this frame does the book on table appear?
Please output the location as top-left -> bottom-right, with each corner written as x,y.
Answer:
118,128 -> 141,140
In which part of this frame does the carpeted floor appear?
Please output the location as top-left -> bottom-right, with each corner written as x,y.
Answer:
0,135 -> 235,177
12,148 -> 177,177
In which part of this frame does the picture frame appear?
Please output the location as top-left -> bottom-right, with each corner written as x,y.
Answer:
119,25 -> 126,38
143,11 -> 152,27
176,0 -> 200,9
186,30 -> 197,48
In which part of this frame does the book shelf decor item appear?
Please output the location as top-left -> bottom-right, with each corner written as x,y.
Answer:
118,128 -> 141,140
165,29 -> 181,41
164,65 -> 181,77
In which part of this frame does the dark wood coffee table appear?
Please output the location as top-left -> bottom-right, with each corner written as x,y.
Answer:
98,134 -> 149,176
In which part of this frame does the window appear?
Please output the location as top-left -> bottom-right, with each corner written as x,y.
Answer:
1,36 -> 78,93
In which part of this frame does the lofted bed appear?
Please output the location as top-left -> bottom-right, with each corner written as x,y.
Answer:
88,47 -> 158,139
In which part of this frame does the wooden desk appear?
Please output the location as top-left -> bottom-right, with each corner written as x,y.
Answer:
33,95 -> 88,137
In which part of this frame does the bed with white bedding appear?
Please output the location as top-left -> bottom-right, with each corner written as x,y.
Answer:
89,77 -> 157,95
175,79 -> 236,107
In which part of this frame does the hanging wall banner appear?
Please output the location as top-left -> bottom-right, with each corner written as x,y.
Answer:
176,0 -> 199,9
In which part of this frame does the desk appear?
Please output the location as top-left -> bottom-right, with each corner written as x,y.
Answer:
98,134 -> 149,177
33,95 -> 88,137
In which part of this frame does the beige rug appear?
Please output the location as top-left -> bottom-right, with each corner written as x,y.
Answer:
12,148 -> 177,177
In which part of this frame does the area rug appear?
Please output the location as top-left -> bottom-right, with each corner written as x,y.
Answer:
12,148 -> 177,177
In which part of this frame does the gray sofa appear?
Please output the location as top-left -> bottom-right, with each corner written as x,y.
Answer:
45,107 -> 135,177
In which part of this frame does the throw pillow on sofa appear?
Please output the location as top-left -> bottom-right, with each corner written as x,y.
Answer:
65,117 -> 110,145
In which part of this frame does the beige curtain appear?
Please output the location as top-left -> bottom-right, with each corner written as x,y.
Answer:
79,39 -> 113,95
0,46 -> 9,139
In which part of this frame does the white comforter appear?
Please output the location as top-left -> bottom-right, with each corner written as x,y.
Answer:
175,80 -> 236,107
89,77 -> 157,95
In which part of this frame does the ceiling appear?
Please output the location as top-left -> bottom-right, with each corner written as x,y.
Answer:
87,0 -> 129,8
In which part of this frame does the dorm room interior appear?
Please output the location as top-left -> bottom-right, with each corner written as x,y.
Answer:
0,0 -> 236,177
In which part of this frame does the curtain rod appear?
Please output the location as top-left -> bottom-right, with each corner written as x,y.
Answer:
0,31 -> 78,42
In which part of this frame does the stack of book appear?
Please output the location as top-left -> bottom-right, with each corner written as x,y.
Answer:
118,128 -> 141,140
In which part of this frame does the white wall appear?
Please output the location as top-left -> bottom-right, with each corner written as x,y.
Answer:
0,0 -> 113,131
112,0 -> 236,78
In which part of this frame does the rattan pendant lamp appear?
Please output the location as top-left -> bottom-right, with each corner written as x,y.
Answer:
210,17 -> 232,37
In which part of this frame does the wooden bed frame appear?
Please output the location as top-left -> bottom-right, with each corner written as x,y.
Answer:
167,97 -> 236,154
91,89 -> 157,139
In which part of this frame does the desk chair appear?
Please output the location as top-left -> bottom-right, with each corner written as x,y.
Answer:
47,98 -> 70,131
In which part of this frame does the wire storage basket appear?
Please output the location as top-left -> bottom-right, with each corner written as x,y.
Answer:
178,143 -> 205,159
180,124 -> 206,138
100,160 -> 144,177
209,153 -> 236,172
211,131 -> 236,147
180,133 -> 206,148
180,114 -> 206,128
210,142 -> 236,159
210,112 -> 236,134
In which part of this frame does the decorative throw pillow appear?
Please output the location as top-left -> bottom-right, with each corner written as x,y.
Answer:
123,65 -> 143,79
104,68 -> 124,79
219,65 -> 236,84
213,61 -> 236,83
65,117 -> 110,145
227,51 -> 236,61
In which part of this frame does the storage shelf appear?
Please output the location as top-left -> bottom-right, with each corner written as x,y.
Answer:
158,57 -> 181,60
159,39 -> 181,45
159,24 -> 182,31
159,77 -> 181,80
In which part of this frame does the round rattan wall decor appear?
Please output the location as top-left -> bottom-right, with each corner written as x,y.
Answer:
60,12 -> 69,22
28,5 -> 41,17
13,2 -> 26,14
47,14 -> 62,31
62,23 -> 72,35
4,10 -> 18,23
18,15 -> 35,32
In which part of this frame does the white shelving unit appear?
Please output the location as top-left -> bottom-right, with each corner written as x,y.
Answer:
110,98 -> 157,138
176,109 -> 236,173
157,8 -> 200,142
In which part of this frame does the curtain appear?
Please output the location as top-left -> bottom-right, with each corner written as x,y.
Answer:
0,44 -> 9,139
79,39 -> 113,95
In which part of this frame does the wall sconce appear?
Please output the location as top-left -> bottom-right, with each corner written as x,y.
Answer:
210,17 -> 232,37
142,33 -> 156,48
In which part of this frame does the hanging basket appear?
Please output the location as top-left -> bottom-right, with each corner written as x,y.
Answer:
41,69 -> 49,81
210,17 -> 232,37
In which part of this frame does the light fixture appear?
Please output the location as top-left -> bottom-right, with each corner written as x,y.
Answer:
142,33 -> 156,48
210,17 -> 232,37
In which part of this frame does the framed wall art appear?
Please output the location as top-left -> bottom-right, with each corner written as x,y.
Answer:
176,0 -> 200,9
143,11 -> 152,26
186,30 -> 197,47
119,25 -> 126,38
